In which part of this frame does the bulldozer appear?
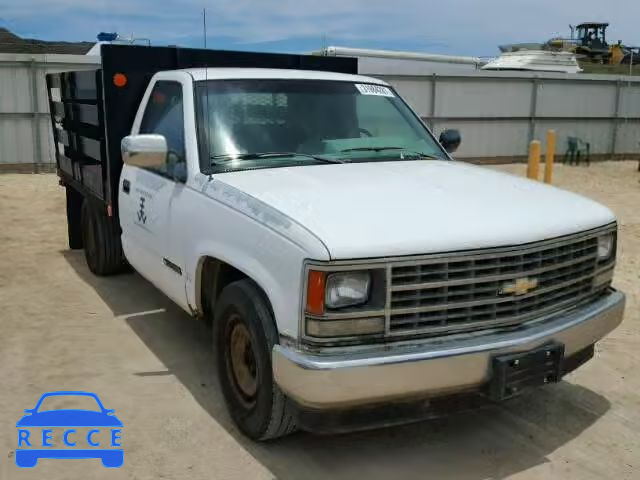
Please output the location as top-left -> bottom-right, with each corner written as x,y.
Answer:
547,22 -> 627,65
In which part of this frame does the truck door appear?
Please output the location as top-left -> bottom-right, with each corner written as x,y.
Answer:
119,80 -> 189,307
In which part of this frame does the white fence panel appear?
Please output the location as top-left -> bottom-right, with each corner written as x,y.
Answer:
0,53 -> 98,170
536,81 -> 616,118
434,79 -> 532,118
383,71 -> 640,160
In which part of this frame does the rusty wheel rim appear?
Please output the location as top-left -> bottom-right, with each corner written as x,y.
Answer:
228,316 -> 258,404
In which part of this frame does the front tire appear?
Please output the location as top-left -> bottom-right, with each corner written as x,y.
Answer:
213,279 -> 297,440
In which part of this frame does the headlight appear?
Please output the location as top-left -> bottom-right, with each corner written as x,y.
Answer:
325,271 -> 371,309
304,267 -> 384,340
597,233 -> 614,260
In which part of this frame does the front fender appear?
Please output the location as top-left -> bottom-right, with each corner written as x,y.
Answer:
187,238 -> 304,338
182,177 -> 330,338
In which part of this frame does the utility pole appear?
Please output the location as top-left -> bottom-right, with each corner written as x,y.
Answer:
203,8 -> 207,48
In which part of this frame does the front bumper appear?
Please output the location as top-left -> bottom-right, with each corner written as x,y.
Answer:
273,290 -> 625,409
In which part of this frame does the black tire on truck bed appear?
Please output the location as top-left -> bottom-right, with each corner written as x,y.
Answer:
81,201 -> 126,276
213,279 -> 297,440
65,186 -> 84,250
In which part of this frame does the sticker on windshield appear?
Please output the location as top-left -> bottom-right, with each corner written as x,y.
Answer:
355,84 -> 394,97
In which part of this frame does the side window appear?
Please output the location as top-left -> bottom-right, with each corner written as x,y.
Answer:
139,81 -> 185,177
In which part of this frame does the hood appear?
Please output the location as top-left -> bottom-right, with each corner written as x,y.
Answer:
216,161 -> 615,259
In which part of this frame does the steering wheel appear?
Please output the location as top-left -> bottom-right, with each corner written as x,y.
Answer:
166,150 -> 187,181
359,127 -> 373,137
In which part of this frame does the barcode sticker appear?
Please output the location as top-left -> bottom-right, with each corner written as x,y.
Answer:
355,84 -> 394,97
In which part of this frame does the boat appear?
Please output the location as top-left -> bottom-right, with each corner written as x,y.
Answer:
482,50 -> 583,74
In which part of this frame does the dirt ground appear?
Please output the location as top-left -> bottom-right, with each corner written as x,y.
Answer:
0,161 -> 638,480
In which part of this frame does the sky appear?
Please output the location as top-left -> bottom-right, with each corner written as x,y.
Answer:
0,0 -> 639,57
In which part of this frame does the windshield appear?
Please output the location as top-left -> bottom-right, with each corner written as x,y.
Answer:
36,394 -> 102,412
195,79 -> 447,173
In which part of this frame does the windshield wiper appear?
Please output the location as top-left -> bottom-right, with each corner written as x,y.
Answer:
341,146 -> 405,153
340,146 -> 441,159
210,152 -> 343,164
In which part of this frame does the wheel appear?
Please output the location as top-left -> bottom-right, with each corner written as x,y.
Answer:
101,450 -> 124,468
81,201 -> 126,276
213,279 -> 297,440
15,450 -> 38,468
66,186 -> 84,249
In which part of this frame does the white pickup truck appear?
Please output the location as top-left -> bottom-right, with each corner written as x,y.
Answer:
48,45 -> 625,440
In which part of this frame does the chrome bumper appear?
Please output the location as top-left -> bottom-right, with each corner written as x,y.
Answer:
273,290 -> 625,409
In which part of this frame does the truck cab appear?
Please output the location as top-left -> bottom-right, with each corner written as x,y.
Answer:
48,45 -> 625,441
118,67 -> 457,310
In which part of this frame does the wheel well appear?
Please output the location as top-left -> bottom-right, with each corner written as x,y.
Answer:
199,257 -> 249,321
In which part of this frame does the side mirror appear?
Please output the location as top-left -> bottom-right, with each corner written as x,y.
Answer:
121,134 -> 168,168
439,129 -> 461,154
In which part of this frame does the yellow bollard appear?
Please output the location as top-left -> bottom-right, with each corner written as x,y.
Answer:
544,130 -> 556,184
527,140 -> 541,180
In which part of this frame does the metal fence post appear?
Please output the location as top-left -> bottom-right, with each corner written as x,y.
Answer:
610,79 -> 622,159
528,77 -> 540,147
29,58 -> 43,173
429,73 -> 437,130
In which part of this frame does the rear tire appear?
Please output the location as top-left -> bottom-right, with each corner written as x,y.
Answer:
66,186 -> 84,250
213,279 -> 297,440
81,201 -> 126,276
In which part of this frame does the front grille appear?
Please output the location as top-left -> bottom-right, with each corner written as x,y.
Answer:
388,229 -> 613,336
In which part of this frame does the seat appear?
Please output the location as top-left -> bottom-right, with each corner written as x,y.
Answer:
563,136 -> 590,166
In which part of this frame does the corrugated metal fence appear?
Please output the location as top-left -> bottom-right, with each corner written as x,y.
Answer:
378,70 -> 640,161
1,53 -> 639,170
0,53 -> 98,171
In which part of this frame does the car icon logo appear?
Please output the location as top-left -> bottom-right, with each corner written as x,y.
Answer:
15,391 -> 123,468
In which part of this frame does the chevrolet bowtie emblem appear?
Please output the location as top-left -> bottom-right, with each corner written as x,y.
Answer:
499,277 -> 539,296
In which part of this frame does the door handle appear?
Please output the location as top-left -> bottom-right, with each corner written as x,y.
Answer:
122,179 -> 130,194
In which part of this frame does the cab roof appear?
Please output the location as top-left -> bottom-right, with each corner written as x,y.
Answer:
179,67 -> 388,85
576,22 -> 609,28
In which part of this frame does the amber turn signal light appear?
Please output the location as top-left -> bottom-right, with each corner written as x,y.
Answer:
306,270 -> 325,315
